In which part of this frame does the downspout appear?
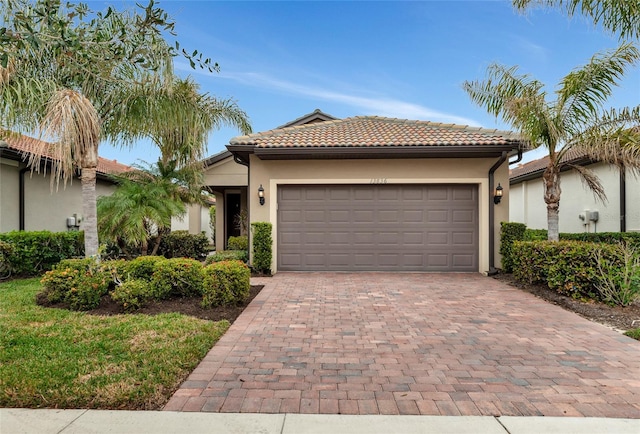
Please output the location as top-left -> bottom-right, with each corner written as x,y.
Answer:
620,165 -> 626,232
487,148 -> 523,276
19,168 -> 28,230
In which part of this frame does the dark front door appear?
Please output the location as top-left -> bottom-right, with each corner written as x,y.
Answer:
225,193 -> 241,248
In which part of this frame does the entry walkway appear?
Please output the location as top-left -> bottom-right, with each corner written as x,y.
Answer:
165,273 -> 640,417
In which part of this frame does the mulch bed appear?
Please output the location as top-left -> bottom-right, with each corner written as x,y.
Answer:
493,272 -> 640,332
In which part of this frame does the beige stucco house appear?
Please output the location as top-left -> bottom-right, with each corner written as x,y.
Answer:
510,150 -> 640,233
204,110 -> 525,274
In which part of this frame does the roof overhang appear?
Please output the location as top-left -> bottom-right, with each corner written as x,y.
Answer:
228,143 -> 522,163
510,156 -> 593,185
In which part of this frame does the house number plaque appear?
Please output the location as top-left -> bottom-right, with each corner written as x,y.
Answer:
370,178 -> 388,184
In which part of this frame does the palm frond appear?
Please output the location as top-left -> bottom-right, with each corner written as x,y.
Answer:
566,163 -> 607,203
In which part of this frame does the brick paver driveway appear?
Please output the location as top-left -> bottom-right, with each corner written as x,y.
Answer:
165,273 -> 640,417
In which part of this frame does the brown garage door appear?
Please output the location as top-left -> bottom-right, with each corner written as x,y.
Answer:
277,184 -> 478,272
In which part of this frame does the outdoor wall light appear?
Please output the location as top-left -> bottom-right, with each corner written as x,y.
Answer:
494,183 -> 503,205
258,184 -> 265,205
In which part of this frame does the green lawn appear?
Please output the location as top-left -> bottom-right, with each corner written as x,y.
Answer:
0,278 -> 229,410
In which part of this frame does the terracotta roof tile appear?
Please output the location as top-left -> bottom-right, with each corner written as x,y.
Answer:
230,116 -> 523,148
509,148 -> 590,181
0,133 -> 131,175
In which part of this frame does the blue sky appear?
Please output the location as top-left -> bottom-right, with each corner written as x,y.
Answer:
95,0 -> 639,166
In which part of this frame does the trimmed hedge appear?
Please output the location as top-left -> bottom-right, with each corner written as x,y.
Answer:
150,257 -> 204,299
202,260 -> 251,307
511,241 -> 625,300
205,250 -> 248,264
110,279 -> 153,312
0,231 -> 84,276
39,258 -> 110,310
251,222 -> 272,274
523,228 -> 640,246
157,230 -> 209,260
227,235 -> 248,251
499,222 -> 527,273
121,255 -> 167,281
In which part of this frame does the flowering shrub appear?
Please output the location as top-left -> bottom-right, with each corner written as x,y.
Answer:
111,279 -> 153,312
202,260 -> 250,307
150,258 -> 204,299
121,255 -> 167,281
39,258 -> 110,310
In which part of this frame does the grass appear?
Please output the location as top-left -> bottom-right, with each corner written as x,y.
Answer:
0,278 -> 229,410
625,328 -> 640,341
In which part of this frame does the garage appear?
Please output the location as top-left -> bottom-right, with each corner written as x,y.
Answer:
277,184 -> 479,272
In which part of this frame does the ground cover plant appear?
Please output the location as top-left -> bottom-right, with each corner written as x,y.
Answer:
0,278 -> 230,409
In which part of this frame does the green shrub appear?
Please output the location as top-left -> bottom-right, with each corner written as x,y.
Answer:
205,250 -> 248,264
625,328 -> 640,341
122,255 -> 167,281
150,258 -> 204,299
499,222 -> 527,273
593,244 -> 640,306
512,241 -> 558,285
522,229 -> 640,247
227,235 -> 248,251
0,231 -> 84,276
202,260 -> 251,307
0,240 -> 14,278
111,279 -> 153,312
39,258 -> 110,310
251,222 -> 272,274
524,229 -> 548,241
157,230 -> 209,260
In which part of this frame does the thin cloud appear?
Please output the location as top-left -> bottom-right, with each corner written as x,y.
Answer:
178,63 -> 482,126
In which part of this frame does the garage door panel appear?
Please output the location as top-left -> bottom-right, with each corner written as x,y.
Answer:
278,184 -> 478,271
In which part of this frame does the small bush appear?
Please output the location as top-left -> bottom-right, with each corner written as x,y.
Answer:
157,231 -> 209,260
205,250 -> 248,264
150,258 -> 204,299
625,328 -> 640,341
39,258 -> 110,310
499,222 -> 527,273
202,260 -> 251,307
251,222 -> 272,274
512,241 -> 559,285
0,231 -> 84,276
227,235 -> 248,251
111,279 -> 153,312
122,255 -> 167,281
593,244 -> 640,306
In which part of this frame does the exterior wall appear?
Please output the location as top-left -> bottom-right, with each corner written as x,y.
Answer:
22,172 -> 116,232
510,162 -> 640,233
0,159 -> 20,232
204,156 -> 247,187
249,156 -> 510,274
170,205 -> 214,242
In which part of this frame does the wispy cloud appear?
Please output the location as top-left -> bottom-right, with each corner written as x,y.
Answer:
177,63 -> 482,126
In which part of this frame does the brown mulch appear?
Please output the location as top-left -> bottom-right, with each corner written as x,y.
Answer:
38,285 -> 264,323
493,272 -> 640,332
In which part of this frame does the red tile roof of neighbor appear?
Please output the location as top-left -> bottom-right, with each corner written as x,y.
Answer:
230,116 -> 523,148
509,148 -> 591,181
0,133 -> 131,175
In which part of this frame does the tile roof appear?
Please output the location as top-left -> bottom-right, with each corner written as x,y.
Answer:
509,148 -> 591,182
230,116 -> 523,148
0,133 -> 131,175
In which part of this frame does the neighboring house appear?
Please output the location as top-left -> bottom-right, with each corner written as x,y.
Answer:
0,133 -> 130,233
0,133 -> 213,238
204,109 -> 524,274
170,195 -> 215,242
510,150 -> 640,233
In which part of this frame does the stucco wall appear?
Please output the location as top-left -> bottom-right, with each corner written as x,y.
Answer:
170,204 -> 213,242
510,163 -> 639,233
0,159 -> 20,232
249,156 -> 511,273
204,156 -> 247,187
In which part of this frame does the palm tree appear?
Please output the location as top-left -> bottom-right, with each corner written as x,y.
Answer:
0,1 -> 176,258
513,0 -> 640,40
464,43 -> 640,241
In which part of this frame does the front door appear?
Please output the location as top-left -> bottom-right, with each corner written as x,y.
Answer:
225,193 -> 242,248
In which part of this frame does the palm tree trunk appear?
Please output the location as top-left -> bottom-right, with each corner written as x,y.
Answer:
81,167 -> 100,258
543,164 -> 561,241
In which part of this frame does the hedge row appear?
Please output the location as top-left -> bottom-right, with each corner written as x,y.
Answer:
0,231 -> 84,276
39,256 -> 251,311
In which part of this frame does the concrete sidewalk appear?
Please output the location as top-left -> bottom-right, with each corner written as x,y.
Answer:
2,409 -> 639,434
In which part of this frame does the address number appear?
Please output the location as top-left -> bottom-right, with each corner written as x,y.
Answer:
370,178 -> 388,184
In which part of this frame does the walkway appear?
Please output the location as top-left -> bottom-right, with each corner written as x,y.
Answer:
165,273 -> 640,417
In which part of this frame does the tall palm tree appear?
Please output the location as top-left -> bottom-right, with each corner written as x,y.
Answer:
0,1 -> 176,257
464,43 -> 640,241
513,0 -> 640,40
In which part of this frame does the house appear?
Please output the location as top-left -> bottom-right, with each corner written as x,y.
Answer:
204,110 -> 525,274
0,133 -> 213,238
510,149 -> 640,233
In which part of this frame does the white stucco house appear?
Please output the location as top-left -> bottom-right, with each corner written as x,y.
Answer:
203,110 -> 526,274
509,149 -> 640,233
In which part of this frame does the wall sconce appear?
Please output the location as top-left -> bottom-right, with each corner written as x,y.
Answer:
494,183 -> 503,205
258,184 -> 265,206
